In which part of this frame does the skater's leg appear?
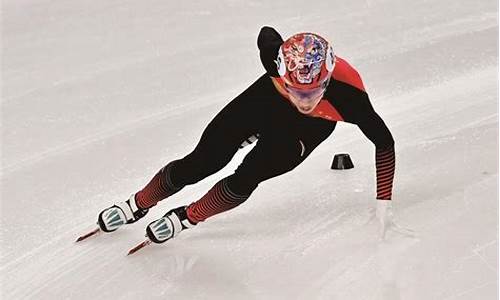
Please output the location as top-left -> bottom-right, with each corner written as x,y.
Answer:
134,123 -> 245,210
134,162 -> 182,209
184,177 -> 250,223
135,76 -> 272,209
135,119 -> 252,209
186,117 -> 336,223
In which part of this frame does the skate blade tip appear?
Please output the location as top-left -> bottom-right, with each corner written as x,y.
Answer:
75,228 -> 101,243
127,248 -> 141,256
75,235 -> 89,243
127,240 -> 152,256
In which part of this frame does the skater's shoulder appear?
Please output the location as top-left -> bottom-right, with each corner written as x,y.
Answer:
331,56 -> 365,92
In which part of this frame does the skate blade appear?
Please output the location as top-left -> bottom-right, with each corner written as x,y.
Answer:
75,227 -> 101,242
127,239 -> 152,256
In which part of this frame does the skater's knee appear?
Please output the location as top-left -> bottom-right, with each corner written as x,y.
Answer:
159,160 -> 186,190
226,174 -> 258,197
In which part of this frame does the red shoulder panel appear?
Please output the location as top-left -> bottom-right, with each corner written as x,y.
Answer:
309,100 -> 344,122
332,57 -> 365,92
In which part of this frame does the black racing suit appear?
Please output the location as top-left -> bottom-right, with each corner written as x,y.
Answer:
134,27 -> 395,223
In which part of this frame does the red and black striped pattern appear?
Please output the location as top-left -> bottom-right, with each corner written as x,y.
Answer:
186,179 -> 249,223
135,163 -> 181,209
375,147 -> 395,200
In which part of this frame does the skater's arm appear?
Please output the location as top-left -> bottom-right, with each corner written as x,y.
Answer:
353,93 -> 395,200
257,26 -> 284,78
324,58 -> 396,200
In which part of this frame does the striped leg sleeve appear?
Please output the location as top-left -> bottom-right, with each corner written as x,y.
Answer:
135,162 -> 183,209
186,178 -> 250,224
375,146 -> 396,200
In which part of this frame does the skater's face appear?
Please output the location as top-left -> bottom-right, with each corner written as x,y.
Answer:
285,81 -> 327,114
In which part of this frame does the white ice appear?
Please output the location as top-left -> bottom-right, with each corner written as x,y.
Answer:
1,0 -> 498,299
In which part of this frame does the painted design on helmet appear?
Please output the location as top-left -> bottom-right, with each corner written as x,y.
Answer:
276,32 -> 335,87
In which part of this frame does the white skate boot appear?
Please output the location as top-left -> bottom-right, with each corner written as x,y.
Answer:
145,206 -> 195,243
97,194 -> 149,232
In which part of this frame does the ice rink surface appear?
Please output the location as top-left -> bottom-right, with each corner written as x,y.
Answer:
1,0 -> 498,299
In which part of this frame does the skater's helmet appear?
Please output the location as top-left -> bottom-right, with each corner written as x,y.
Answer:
276,32 -> 335,113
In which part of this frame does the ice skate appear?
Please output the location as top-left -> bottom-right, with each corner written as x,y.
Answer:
97,194 -> 149,232
145,206 -> 195,243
